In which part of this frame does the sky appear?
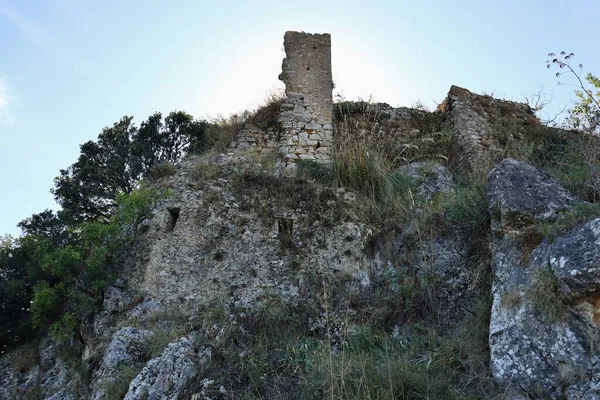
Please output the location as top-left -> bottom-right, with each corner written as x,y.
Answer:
1,0 -> 599,236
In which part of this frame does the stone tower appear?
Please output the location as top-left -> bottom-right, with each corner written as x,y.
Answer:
277,31 -> 333,167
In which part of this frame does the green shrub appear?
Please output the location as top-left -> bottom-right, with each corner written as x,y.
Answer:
296,159 -> 333,184
149,161 -> 176,181
30,282 -> 63,329
49,312 -> 79,342
190,157 -> 220,182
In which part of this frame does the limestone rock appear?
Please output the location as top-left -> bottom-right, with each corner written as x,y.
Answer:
124,335 -> 210,400
103,286 -> 134,314
39,337 -> 78,399
397,162 -> 455,200
91,327 -> 154,400
0,344 -> 40,400
487,159 -> 600,398
488,158 -> 579,234
549,218 -> 600,299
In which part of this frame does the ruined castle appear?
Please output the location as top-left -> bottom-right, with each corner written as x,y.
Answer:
234,31 -> 334,169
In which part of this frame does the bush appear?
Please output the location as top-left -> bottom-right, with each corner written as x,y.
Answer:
149,161 -> 176,181
30,282 -> 63,329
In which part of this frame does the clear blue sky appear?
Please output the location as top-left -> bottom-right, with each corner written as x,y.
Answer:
1,0 -> 598,236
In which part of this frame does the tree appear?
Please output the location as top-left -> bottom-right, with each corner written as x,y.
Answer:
0,236 -> 44,351
52,112 -> 209,222
131,111 -> 208,177
163,110 -> 208,159
52,116 -> 138,222
17,209 -> 71,247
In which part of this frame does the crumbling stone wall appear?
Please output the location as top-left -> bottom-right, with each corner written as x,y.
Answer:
234,124 -> 278,155
440,85 -> 540,175
277,31 -> 333,167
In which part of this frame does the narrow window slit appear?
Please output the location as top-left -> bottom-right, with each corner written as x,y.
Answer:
166,207 -> 180,232
278,217 -> 294,250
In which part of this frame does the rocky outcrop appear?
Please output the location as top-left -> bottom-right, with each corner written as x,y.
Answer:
128,155 -> 372,317
91,327 -> 154,400
4,80 -> 600,398
0,337 -> 84,400
125,335 -> 211,400
0,345 -> 40,399
488,158 -> 580,233
488,159 -> 600,399
397,162 -> 455,201
549,218 -> 600,300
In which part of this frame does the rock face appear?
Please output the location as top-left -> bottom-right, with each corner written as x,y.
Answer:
128,155 -> 372,316
91,327 -> 154,400
0,337 -> 83,400
0,345 -> 40,399
549,218 -> 600,300
125,335 -> 211,400
397,162 -> 455,201
488,159 -> 600,398
488,158 -> 580,233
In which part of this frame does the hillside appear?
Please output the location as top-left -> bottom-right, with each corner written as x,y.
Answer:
2,32 -> 600,400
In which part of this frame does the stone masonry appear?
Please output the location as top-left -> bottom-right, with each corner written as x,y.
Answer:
277,31 -> 333,167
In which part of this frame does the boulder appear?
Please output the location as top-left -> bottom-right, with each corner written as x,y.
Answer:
488,158 -> 579,234
396,162 -> 455,200
125,335 -> 211,400
487,159 -> 600,398
91,327 -> 154,400
549,218 -> 600,299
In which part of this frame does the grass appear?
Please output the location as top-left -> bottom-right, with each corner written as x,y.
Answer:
501,291 -> 522,309
168,213 -> 499,399
526,131 -> 600,203
190,154 -> 221,183
526,268 -> 568,323
207,90 -> 285,153
534,202 -> 600,241
298,296 -> 497,400
102,362 -> 146,400
146,327 -> 187,358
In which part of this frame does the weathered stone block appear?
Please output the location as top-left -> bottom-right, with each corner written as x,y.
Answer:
305,122 -> 321,131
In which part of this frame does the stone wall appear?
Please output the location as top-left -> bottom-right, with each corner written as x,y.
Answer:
234,124 -> 278,155
440,85 -> 540,175
277,31 -> 333,167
